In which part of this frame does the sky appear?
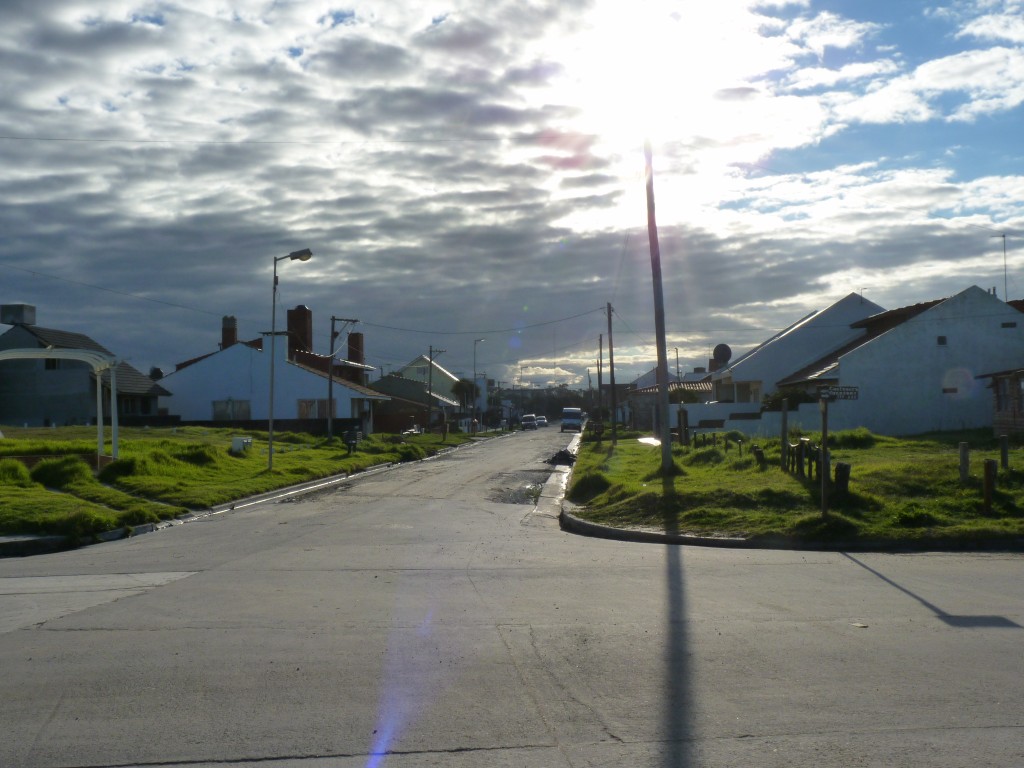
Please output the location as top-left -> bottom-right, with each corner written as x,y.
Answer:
2,0 -> 1023,392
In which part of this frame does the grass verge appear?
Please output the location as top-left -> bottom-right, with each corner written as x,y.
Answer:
0,425 -> 479,543
567,427 -> 1024,549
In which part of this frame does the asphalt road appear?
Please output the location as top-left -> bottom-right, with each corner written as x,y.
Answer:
1,428 -> 1022,768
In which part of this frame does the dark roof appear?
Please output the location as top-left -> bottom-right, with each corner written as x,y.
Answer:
15,324 -> 169,397
290,360 -> 389,400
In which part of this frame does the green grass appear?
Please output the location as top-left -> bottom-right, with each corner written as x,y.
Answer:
567,427 -> 1024,548
0,425 -> 478,542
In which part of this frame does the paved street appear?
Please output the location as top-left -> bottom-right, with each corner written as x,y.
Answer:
1,430 -> 1022,768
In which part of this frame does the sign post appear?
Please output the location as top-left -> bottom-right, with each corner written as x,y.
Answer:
818,386 -> 858,517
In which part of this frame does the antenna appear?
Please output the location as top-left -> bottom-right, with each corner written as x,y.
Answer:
993,234 -> 1008,300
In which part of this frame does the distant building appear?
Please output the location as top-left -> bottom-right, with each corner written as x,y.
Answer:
0,303 -> 169,427
159,308 -> 386,433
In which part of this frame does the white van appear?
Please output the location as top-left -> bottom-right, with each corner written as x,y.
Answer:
560,407 -> 584,432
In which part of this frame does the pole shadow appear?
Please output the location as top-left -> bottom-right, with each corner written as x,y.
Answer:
841,553 -> 1020,628
661,474 -> 695,766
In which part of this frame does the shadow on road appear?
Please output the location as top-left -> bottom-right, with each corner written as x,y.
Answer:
662,475 -> 695,766
842,553 -> 1021,629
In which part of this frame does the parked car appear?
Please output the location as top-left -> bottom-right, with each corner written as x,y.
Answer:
521,413 -> 538,430
537,415 -> 548,427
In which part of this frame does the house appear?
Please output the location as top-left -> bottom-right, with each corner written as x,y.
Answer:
394,353 -> 462,426
711,292 -> 886,406
826,286 -> 1024,435
369,373 -> 459,433
685,286 -> 1024,437
159,308 -> 387,433
0,303 -> 170,427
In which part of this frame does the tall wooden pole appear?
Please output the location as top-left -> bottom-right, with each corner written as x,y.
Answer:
607,303 -> 617,446
644,140 -> 673,472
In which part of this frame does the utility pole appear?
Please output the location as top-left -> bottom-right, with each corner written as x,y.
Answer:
607,303 -> 617,446
644,140 -> 673,472
597,334 -> 603,423
427,346 -> 444,432
993,234 -> 1009,300
327,316 -> 357,439
675,347 -> 680,380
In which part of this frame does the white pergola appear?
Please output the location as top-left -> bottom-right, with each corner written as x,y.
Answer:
0,348 -> 119,460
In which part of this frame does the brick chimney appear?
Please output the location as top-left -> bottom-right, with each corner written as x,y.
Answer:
286,305 -> 313,358
221,316 -> 238,349
348,332 -> 365,365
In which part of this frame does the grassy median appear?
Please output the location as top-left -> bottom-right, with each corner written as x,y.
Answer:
0,425 -> 478,544
566,427 -> 1024,548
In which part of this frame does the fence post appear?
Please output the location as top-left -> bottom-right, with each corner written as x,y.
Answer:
780,398 -> 789,471
959,442 -> 970,484
983,458 -> 997,512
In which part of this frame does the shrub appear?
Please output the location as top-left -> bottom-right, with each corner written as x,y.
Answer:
173,444 -> 222,466
0,458 -> 33,487
31,456 -> 94,488
829,428 -> 877,449
568,472 -> 612,502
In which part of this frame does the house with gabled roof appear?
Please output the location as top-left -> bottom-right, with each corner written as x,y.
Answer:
159,308 -> 387,433
683,286 -> 1024,437
0,303 -> 169,427
710,292 -> 886,406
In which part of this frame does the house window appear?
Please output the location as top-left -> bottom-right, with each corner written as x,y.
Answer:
942,387 -> 957,394
937,336 -> 947,346
298,399 -> 334,418
45,358 -> 60,370
1002,322 -> 1017,328
996,379 -> 1009,411
212,399 -> 251,421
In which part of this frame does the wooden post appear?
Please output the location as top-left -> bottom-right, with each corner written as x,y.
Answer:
983,459 -> 997,512
780,398 -> 789,471
820,398 -> 830,517
959,442 -> 970,484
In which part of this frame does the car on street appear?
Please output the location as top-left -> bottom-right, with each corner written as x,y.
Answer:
521,413 -> 538,429
537,415 -> 548,427
560,407 -> 585,432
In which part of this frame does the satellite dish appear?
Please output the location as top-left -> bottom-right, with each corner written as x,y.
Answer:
712,343 -> 732,365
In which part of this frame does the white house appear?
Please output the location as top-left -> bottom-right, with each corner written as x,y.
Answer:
824,286 -> 1024,435
682,286 -> 1024,437
711,292 -> 885,407
159,312 -> 387,432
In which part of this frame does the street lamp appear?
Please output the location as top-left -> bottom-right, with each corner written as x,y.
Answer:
269,247 -> 312,471
473,338 -> 485,431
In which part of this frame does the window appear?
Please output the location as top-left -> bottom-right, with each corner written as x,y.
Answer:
1002,322 -> 1017,328
298,399 -> 335,418
937,336 -> 947,346
212,399 -> 251,421
942,387 -> 958,394
45,358 -> 60,370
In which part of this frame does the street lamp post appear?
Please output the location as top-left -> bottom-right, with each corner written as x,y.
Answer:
473,338 -> 485,431
269,248 -> 312,471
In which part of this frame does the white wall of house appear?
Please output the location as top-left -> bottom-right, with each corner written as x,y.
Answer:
834,286 -> 1024,435
160,341 -> 366,422
680,287 -> 1024,438
713,293 -> 885,403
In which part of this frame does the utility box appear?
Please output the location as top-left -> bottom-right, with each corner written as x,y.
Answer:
230,436 -> 253,454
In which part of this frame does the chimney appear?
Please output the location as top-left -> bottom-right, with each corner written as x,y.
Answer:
286,305 -> 313,358
221,316 -> 238,349
348,332 -> 365,365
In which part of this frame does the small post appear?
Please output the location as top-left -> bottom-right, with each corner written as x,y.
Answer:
834,462 -> 851,498
780,398 -> 789,471
820,397 -> 830,517
959,442 -> 970,484
983,459 -> 997,512
1000,435 -> 1009,471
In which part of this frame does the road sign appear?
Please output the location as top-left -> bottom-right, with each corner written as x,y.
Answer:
819,385 -> 859,401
